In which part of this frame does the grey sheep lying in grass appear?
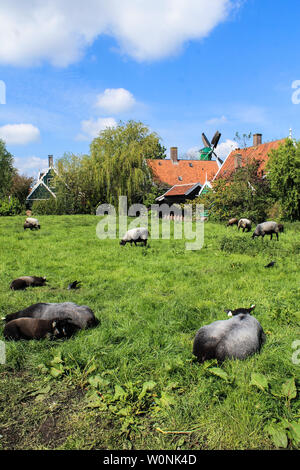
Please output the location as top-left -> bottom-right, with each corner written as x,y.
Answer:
193,305 -> 266,363
4,302 -> 98,329
24,217 -> 40,230
238,218 -> 252,232
120,227 -> 148,246
10,276 -> 47,291
252,221 -> 282,241
4,317 -> 79,341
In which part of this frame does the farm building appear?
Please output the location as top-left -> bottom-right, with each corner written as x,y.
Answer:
156,182 -> 202,205
147,146 -> 219,206
147,147 -> 219,187
26,155 -> 57,207
214,133 -> 287,181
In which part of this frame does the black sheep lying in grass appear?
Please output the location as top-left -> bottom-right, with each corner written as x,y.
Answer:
193,305 -> 265,363
4,302 -> 98,329
4,317 -> 79,341
10,276 -> 47,291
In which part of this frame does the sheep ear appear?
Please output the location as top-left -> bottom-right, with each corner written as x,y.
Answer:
227,311 -> 233,317
52,321 -> 56,328
250,304 -> 256,310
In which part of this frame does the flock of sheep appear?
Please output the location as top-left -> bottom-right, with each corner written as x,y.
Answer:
227,217 -> 284,240
1,215 -> 285,363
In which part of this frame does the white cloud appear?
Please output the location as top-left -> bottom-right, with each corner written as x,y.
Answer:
184,146 -> 199,160
14,156 -> 48,176
76,117 -> 117,140
214,139 -> 238,160
206,115 -> 228,125
0,1 -> 236,66
0,123 -> 40,145
95,88 -> 136,114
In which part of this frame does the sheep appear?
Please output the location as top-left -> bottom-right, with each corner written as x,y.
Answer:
252,221 -> 281,241
278,223 -> 284,233
24,217 -> 40,230
120,227 -> 148,246
4,317 -> 79,341
224,304 -> 256,317
227,218 -> 238,226
10,276 -> 47,291
193,307 -> 265,363
238,218 -> 252,232
4,302 -> 98,329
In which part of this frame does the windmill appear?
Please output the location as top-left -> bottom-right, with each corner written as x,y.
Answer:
200,130 -> 223,166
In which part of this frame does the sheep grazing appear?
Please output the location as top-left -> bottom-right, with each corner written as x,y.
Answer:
10,276 -> 47,291
252,221 -> 281,241
278,224 -> 284,233
120,227 -> 148,246
227,218 -> 238,227
24,217 -> 40,230
4,317 -> 79,341
238,218 -> 252,232
193,307 -> 265,363
4,302 -> 98,329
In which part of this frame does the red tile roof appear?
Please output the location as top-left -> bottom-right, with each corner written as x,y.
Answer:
215,138 -> 286,180
163,183 -> 200,197
147,159 -> 219,186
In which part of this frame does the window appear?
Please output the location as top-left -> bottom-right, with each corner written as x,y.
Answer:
178,176 -> 183,181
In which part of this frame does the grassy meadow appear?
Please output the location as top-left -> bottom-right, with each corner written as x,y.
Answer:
0,215 -> 299,450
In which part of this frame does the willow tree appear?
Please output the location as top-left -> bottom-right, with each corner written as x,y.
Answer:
90,120 -> 166,207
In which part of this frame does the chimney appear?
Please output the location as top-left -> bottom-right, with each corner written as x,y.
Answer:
234,153 -> 242,169
253,133 -> 262,147
170,147 -> 178,164
48,155 -> 54,168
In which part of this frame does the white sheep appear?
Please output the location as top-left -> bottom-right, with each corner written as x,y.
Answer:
238,218 -> 252,232
120,227 -> 148,246
24,217 -> 40,230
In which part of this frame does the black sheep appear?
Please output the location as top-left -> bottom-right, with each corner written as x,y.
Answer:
4,302 -> 98,329
4,317 -> 79,341
193,305 -> 265,363
10,276 -> 47,291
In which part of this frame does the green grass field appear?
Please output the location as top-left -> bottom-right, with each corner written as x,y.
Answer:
0,215 -> 299,450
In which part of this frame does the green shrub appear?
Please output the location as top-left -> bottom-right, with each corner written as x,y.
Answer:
0,196 -> 23,216
31,198 -> 58,215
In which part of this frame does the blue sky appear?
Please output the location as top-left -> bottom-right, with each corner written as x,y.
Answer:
0,0 -> 299,175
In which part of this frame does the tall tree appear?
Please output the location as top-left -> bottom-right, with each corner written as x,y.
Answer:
267,138 -> 300,221
10,173 -> 34,205
90,120 -> 166,207
0,139 -> 15,198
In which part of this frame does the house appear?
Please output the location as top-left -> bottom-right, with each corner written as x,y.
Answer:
214,133 -> 287,181
147,147 -> 219,187
156,182 -> 202,205
26,155 -> 57,207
